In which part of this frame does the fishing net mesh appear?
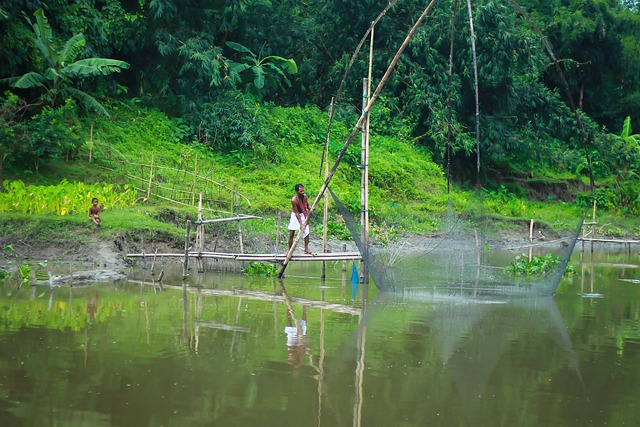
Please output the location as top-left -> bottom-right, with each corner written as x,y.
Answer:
328,186 -> 584,297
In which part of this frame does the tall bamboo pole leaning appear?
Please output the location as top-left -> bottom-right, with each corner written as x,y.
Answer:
277,0 -> 439,279
465,0 -> 481,187
319,0 -> 398,178
321,99 -> 335,280
446,0 -> 460,194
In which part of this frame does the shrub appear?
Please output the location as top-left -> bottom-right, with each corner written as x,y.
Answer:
1,97 -> 83,173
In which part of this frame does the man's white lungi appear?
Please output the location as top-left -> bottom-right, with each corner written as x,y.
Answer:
287,212 -> 310,238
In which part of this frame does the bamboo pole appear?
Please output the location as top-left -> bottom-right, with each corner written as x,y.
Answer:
150,248 -> 159,275
591,199 -> 597,255
365,23 -> 373,261
358,22 -> 374,285
236,192 -> 245,269
343,243 -> 347,272
146,151 -> 155,201
201,215 -> 261,224
352,313 -> 367,427
322,98 -> 335,280
529,219 -> 534,242
183,220 -> 191,278
196,194 -> 204,273
317,305 -> 326,425
277,0 -> 439,279
276,212 -> 282,253
319,0 -> 397,177
466,0 -> 481,186
446,0 -> 460,194
127,251 -> 362,261
528,219 -> 534,262
191,153 -> 198,206
89,123 -> 93,163
361,78 -> 370,284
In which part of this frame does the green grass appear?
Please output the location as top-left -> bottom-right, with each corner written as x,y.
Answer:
0,207 -> 186,257
1,100 -> 639,255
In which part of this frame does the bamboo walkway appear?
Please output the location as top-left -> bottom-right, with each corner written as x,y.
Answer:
578,237 -> 640,244
126,250 -> 362,263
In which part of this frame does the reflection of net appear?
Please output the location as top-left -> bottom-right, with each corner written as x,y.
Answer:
329,187 -> 584,296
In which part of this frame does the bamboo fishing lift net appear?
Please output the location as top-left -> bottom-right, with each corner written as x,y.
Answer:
278,0 -> 589,297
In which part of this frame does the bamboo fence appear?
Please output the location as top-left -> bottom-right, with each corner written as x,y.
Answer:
89,140 -> 250,215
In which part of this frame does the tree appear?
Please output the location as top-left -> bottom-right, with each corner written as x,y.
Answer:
1,9 -> 129,116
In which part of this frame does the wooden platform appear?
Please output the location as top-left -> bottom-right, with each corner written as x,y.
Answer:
578,237 -> 640,244
126,251 -> 362,262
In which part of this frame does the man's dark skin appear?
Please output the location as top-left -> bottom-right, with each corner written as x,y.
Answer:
289,184 -> 311,253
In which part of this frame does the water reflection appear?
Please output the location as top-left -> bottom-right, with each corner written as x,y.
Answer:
0,250 -> 639,426
363,292 -> 584,423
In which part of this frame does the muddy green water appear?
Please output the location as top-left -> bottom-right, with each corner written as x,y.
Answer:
1,247 -> 639,426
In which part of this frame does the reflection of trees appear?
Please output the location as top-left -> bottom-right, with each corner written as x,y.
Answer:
0,285 -> 128,331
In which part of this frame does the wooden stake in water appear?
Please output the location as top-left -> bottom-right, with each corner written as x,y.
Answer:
196,194 -> 205,273
236,192 -> 245,270
183,220 -> 191,279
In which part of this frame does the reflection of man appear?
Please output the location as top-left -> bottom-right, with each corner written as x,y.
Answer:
287,184 -> 311,254
285,305 -> 308,372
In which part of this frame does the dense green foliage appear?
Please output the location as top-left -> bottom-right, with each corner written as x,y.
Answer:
2,0 -> 640,238
1,9 -> 129,116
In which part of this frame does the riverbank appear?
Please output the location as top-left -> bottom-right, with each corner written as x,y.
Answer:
2,209 -> 639,279
0,225 -> 587,269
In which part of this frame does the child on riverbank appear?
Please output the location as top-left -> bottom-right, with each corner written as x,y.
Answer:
89,198 -> 101,226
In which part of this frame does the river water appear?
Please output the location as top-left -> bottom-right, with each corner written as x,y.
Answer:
0,245 -> 639,426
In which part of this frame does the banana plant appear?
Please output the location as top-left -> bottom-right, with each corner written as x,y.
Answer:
226,41 -> 297,99
621,116 -> 640,146
0,9 -> 129,116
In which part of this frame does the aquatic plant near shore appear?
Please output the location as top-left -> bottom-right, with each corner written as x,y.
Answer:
243,262 -> 277,277
1,245 -> 47,286
505,252 -> 574,277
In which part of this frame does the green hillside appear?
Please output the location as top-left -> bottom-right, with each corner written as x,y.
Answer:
5,101 -> 637,264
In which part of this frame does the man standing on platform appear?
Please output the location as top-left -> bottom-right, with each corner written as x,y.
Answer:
288,184 -> 311,253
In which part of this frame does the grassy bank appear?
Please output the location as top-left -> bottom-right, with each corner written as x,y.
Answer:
2,102 -> 639,263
